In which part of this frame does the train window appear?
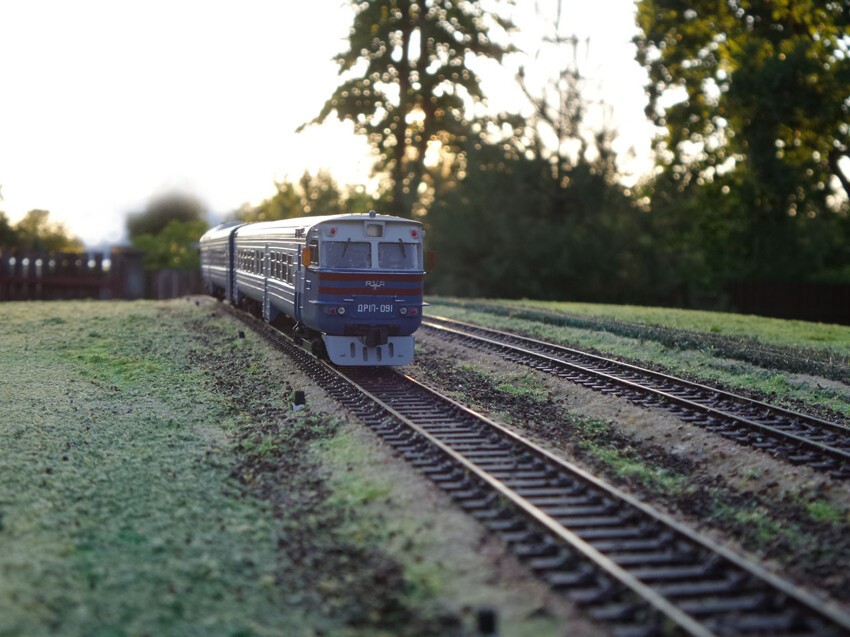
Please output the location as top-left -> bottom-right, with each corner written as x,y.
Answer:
324,240 -> 371,269
379,241 -> 419,270
307,239 -> 320,266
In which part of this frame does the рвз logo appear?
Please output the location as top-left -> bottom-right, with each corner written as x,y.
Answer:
365,280 -> 386,289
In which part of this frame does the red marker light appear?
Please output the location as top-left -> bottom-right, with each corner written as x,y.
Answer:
410,229 -> 419,238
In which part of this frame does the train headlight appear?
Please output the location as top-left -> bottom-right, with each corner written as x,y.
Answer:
337,306 -> 346,315
399,307 -> 408,315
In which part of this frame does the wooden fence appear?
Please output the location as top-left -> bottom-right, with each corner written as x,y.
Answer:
0,248 -> 200,301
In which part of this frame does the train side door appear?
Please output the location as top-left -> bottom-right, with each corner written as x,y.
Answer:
296,237 -> 319,323
262,244 -> 271,321
227,230 -> 238,303
294,242 -> 306,323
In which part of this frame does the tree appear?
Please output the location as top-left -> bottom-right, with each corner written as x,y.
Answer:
0,212 -> 18,248
10,209 -> 84,252
635,1 -> 850,287
513,2 -> 623,190
127,191 -> 206,240
132,219 -> 209,271
240,180 -> 302,223
425,1 -> 661,303
127,192 -> 208,270
427,134 -> 655,303
635,0 -> 850,217
302,0 -> 515,217
238,171 -> 387,223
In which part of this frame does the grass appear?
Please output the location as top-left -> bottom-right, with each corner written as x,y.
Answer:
716,503 -> 785,547
0,300 -> 300,637
492,298 -> 850,354
425,297 -> 850,418
585,440 -> 691,496
495,372 -> 550,402
804,499 -> 849,525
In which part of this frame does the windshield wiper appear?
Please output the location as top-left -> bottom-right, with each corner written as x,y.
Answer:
342,238 -> 351,257
398,238 -> 406,258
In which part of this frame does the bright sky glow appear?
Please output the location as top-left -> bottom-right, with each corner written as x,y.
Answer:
0,0 -> 653,247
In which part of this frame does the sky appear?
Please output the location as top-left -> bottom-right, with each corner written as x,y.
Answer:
0,0 -> 655,248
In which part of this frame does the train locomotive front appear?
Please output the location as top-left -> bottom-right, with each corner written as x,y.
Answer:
299,213 -> 425,365
201,212 -> 425,366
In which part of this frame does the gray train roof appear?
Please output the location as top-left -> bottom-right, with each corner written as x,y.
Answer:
233,212 -> 421,238
199,220 -> 245,242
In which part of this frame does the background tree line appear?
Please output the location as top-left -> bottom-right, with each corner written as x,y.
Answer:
7,0 -> 846,313
242,0 -> 850,309
0,209 -> 83,253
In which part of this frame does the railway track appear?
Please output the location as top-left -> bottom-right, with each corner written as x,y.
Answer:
429,301 -> 849,384
234,311 -> 850,637
422,315 -> 850,480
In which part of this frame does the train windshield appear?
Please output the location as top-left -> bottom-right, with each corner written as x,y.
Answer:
324,240 -> 371,268
379,241 -> 419,270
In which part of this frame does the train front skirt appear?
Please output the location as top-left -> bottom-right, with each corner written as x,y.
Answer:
323,335 -> 414,366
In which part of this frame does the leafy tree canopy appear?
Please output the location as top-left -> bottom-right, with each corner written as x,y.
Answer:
2,209 -> 84,252
132,219 -> 209,271
0,212 -> 18,248
303,0 -> 515,216
127,191 -> 206,240
127,191 -> 208,270
427,134 -> 653,302
636,0 -> 850,218
238,171 -> 387,222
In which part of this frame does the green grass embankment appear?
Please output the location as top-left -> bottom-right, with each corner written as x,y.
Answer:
426,297 -> 850,418
0,301 -> 301,636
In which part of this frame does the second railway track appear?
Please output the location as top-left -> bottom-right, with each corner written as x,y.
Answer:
235,310 -> 850,637
422,315 -> 850,480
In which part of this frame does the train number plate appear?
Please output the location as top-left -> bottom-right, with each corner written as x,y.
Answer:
358,303 -> 393,313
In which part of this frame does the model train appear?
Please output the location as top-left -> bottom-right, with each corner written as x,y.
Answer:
199,211 -> 426,366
